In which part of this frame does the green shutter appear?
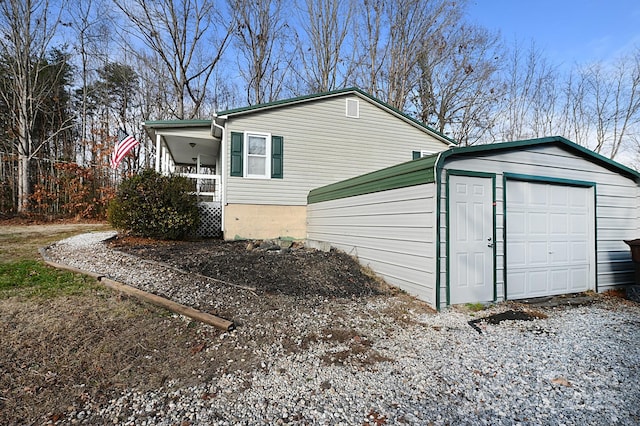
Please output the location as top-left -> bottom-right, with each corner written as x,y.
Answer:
230,132 -> 243,177
271,135 -> 283,179
412,150 -> 421,160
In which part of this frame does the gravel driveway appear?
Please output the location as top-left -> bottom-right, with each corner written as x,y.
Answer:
43,232 -> 640,425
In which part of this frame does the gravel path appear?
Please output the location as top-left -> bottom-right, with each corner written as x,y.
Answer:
44,232 -> 640,426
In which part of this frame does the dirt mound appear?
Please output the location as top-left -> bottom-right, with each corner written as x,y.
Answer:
110,238 -> 386,299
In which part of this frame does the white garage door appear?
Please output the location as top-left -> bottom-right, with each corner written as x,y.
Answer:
506,180 -> 595,299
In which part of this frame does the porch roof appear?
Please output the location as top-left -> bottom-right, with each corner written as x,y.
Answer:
144,120 -> 219,166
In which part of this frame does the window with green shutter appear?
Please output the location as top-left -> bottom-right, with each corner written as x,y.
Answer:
230,132 -> 243,176
271,135 -> 283,179
231,131 -> 284,179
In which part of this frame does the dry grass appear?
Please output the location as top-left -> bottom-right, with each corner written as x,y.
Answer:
0,293 -> 227,424
317,327 -> 394,367
0,223 -> 229,425
0,222 -> 111,263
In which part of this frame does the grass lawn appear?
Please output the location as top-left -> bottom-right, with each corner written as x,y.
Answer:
0,223 -> 111,299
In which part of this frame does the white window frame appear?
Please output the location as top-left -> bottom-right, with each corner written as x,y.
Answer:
244,131 -> 271,179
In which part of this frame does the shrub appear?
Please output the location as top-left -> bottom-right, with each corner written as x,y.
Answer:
108,169 -> 199,240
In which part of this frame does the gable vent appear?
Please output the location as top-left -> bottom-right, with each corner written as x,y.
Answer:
345,98 -> 359,118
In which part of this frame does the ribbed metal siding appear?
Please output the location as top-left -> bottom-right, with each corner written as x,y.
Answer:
439,144 -> 639,303
307,184 -> 437,306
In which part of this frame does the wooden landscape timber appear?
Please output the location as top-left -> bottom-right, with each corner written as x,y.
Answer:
41,257 -> 235,332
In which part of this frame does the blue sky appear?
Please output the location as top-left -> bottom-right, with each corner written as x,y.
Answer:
467,0 -> 640,66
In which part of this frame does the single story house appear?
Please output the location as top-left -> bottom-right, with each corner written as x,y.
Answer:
144,88 -> 453,239
306,136 -> 640,309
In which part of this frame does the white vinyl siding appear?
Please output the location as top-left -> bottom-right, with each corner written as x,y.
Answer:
437,144 -> 639,307
307,184 -> 437,306
225,94 -> 448,205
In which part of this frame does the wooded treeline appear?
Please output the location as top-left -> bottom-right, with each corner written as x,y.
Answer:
1,0 -> 639,218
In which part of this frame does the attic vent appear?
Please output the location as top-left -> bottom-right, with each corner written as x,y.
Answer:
345,98 -> 359,118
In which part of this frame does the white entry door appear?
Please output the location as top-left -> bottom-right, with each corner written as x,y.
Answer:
449,175 -> 494,304
506,180 -> 595,299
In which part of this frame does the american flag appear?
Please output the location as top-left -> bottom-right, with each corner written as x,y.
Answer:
110,129 -> 139,169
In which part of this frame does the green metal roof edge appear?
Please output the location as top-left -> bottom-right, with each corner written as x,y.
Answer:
436,136 -> 640,181
307,135 -> 640,205
217,87 -> 355,115
143,119 -> 212,128
307,154 -> 438,204
217,87 -> 456,145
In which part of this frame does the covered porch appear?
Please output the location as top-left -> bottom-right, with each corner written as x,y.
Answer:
144,119 -> 224,237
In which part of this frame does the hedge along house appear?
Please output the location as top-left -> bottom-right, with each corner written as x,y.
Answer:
307,136 -> 640,309
144,88 -> 453,239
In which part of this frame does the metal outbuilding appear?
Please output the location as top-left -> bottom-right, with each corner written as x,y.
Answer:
307,137 -> 640,309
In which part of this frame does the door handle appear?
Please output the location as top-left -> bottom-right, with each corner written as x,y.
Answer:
487,237 -> 493,248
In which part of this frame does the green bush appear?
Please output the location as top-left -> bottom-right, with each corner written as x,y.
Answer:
108,169 -> 199,240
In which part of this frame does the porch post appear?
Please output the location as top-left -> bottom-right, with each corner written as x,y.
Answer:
196,154 -> 201,194
155,134 -> 161,173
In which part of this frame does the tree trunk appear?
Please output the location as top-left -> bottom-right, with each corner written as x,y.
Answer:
17,153 -> 29,214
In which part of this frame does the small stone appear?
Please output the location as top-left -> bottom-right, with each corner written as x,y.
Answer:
277,240 -> 293,249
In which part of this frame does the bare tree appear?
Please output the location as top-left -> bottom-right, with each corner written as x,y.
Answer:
67,0 -> 113,165
496,41 -> 557,141
114,0 -> 234,119
353,0 -> 386,97
580,51 -> 640,159
230,0 -> 293,105
0,0 -> 72,213
295,0 -> 355,93
558,67 -> 593,146
583,63 -> 612,154
415,24 -> 504,145
610,49 -> 640,159
382,0 -> 460,109
528,62 -> 560,138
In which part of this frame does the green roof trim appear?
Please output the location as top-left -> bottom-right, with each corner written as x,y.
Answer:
308,136 -> 640,204
307,154 -> 439,204
143,119 -> 212,128
218,87 -> 456,145
436,136 -> 640,181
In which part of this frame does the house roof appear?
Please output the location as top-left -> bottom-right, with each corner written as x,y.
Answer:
217,87 -> 456,145
143,88 -> 455,165
308,136 -> 640,204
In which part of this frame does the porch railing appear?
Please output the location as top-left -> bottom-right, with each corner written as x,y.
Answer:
179,173 -> 222,203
